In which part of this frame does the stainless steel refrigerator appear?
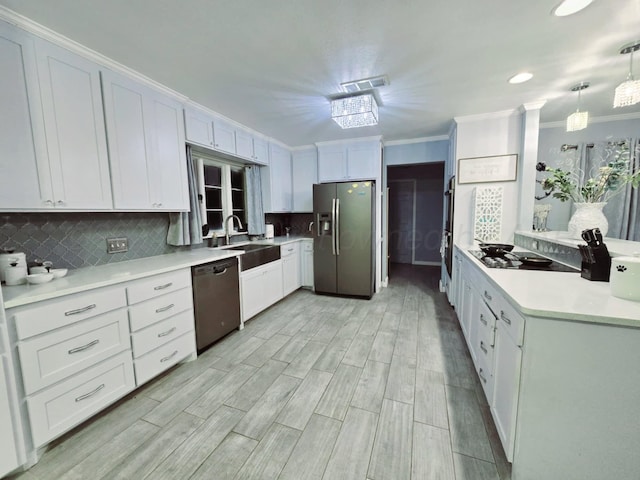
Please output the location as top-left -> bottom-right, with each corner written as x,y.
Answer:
313,181 -> 375,298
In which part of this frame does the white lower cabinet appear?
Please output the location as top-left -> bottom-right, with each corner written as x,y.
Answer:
126,270 -> 196,386
240,260 -> 283,321
27,350 -> 135,447
301,239 -> 314,288
0,356 -> 20,477
281,243 -> 301,297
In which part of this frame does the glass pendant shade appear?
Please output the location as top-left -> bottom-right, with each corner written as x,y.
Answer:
566,110 -> 589,131
613,78 -> 640,107
331,94 -> 378,129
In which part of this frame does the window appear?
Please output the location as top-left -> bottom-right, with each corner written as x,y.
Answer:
194,153 -> 247,236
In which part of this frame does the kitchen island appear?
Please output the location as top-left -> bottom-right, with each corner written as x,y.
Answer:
452,245 -> 640,480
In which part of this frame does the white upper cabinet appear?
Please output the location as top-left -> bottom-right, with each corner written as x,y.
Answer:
235,127 -> 254,160
102,69 -> 188,211
252,136 -> 269,165
292,147 -> 318,212
317,140 -> 381,183
212,117 -> 236,154
0,20 -> 49,210
35,37 -> 113,209
184,107 -> 214,149
262,143 -> 292,212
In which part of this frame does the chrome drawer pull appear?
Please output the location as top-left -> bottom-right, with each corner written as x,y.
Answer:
154,282 -> 173,291
157,327 -> 177,338
484,290 -> 492,301
478,368 -> 487,383
480,341 -> 488,354
500,310 -> 512,325
65,304 -> 96,316
480,314 -> 487,325
68,339 -> 100,354
160,350 -> 178,363
155,303 -> 175,313
75,383 -> 105,402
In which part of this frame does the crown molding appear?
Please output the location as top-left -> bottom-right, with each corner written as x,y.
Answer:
519,100 -> 547,112
383,135 -> 449,147
540,111 -> 640,129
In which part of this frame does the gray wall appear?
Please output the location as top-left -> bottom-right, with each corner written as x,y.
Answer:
0,212 -> 195,270
537,118 -> 640,231
387,163 -> 445,264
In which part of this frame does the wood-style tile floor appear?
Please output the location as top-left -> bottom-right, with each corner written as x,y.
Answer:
13,264 -> 511,480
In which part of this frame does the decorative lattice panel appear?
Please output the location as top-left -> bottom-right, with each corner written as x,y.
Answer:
473,186 -> 504,242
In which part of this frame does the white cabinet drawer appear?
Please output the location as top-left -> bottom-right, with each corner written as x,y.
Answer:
476,299 -> 497,347
130,309 -> 194,358
128,287 -> 193,332
27,350 -> 134,447
302,240 -> 313,252
281,242 -> 299,257
126,269 -> 191,305
12,286 -> 127,340
496,301 -> 525,346
134,332 -> 195,386
19,309 -> 130,395
476,361 -> 494,402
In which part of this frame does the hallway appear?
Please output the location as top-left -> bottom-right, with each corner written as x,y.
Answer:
14,264 -> 510,480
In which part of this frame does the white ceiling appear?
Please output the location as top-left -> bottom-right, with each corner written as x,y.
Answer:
2,0 -> 640,147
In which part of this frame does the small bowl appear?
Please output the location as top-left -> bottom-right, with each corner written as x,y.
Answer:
26,273 -> 54,285
50,268 -> 68,279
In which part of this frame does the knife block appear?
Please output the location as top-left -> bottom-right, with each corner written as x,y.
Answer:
580,246 -> 611,282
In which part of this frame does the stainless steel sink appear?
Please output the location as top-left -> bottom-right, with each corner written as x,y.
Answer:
221,244 -> 281,271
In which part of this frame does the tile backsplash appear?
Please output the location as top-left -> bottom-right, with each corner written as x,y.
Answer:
265,213 -> 314,237
0,212 -> 195,269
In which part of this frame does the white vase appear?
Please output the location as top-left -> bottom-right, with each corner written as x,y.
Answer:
568,202 -> 608,238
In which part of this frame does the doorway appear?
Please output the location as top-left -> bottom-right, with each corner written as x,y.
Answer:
387,163 -> 445,267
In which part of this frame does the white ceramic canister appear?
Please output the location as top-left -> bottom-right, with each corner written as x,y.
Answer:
265,224 -> 275,239
0,251 -> 27,283
610,253 -> 640,302
3,260 -> 28,286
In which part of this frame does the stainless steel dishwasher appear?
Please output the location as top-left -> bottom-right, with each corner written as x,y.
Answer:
191,257 -> 241,352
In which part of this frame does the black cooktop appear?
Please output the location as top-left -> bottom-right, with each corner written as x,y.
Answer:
468,250 -> 579,272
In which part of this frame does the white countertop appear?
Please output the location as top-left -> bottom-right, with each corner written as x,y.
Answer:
459,247 -> 640,328
516,230 -> 640,258
1,236 -> 314,310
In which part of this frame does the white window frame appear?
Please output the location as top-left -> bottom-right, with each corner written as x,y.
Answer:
194,154 -> 247,238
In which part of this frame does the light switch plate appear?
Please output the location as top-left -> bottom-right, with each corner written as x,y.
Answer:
106,237 -> 128,254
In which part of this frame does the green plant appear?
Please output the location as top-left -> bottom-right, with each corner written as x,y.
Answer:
536,143 -> 640,203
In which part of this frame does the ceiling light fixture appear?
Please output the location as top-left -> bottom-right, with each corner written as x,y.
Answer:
341,75 -> 389,94
553,0 -> 593,16
508,72 -> 533,84
566,82 -> 589,132
331,93 -> 378,129
613,40 -> 640,108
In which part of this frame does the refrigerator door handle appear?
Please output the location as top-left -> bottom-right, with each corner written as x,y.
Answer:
331,198 -> 336,256
335,198 -> 340,255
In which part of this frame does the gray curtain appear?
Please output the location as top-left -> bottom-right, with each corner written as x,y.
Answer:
245,165 -> 265,235
167,146 -> 204,246
584,139 -> 640,241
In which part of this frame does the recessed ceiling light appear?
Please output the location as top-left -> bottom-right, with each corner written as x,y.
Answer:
508,72 -> 533,84
553,0 -> 593,17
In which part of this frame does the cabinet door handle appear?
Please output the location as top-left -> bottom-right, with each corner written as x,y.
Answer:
68,339 -> 100,354
479,314 -> 487,325
44,199 -> 54,206
75,383 -> 105,402
478,368 -> 487,384
157,327 -> 177,338
65,304 -> 97,316
484,290 -> 492,301
154,282 -> 173,291
155,303 -> 175,313
500,310 -> 512,325
160,350 -> 179,363
480,340 -> 488,354
56,200 -> 65,205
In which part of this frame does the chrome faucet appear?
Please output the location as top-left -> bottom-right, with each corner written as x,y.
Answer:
224,215 -> 243,245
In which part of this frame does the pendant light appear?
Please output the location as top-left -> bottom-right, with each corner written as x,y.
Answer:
566,82 -> 589,132
613,41 -> 640,108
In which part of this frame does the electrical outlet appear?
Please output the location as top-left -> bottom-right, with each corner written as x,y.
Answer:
106,237 -> 128,254
532,240 -> 539,250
